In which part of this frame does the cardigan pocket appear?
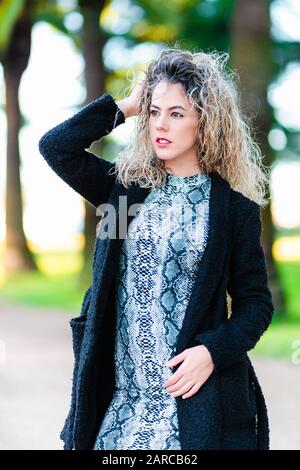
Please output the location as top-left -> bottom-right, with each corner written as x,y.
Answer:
60,287 -> 91,448
70,314 -> 88,362
219,359 -> 257,427
60,314 -> 88,448
70,285 -> 91,362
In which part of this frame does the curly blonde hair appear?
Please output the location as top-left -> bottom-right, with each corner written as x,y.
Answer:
112,46 -> 270,207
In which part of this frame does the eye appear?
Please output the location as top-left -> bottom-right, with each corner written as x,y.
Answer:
149,110 -> 183,118
172,112 -> 183,118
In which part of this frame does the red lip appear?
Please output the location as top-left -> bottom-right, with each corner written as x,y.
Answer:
156,137 -> 172,143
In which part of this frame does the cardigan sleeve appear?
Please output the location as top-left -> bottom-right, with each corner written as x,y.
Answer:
38,93 -> 125,208
192,202 -> 274,371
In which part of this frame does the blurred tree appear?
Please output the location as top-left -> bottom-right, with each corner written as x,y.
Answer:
0,0 -> 72,275
77,0 -> 109,287
230,0 -> 285,313
0,0 -> 38,273
128,0 -> 233,50
270,0 -> 300,177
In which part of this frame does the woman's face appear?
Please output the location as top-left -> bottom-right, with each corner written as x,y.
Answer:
148,81 -> 200,172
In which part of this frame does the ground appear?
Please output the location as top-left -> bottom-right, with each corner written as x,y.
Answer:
0,299 -> 299,450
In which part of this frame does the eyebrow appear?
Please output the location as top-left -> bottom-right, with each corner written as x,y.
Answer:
150,104 -> 187,111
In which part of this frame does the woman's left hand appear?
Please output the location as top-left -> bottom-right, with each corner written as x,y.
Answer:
164,345 -> 214,399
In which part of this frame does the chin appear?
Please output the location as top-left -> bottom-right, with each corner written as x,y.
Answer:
155,153 -> 175,161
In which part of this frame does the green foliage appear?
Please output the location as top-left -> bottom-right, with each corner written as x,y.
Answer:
103,0 -> 234,53
276,261 -> 300,322
252,318 -> 300,358
0,0 -> 25,54
0,250 -> 86,312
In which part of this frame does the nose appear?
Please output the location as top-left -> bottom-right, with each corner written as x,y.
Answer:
155,114 -> 169,131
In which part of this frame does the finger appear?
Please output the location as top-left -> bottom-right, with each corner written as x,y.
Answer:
165,375 -> 187,392
170,381 -> 194,398
182,383 -> 201,399
166,351 -> 186,367
164,370 -> 184,388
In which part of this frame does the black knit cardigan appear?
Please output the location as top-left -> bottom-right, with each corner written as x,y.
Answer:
38,93 -> 275,450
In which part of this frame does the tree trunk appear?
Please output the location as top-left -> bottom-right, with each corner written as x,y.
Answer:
2,8 -> 38,274
78,0 -> 107,288
230,0 -> 285,314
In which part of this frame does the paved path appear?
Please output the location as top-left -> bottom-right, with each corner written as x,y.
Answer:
253,355 -> 300,450
0,299 -> 299,450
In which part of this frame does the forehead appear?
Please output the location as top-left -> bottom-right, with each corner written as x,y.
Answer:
151,81 -> 188,104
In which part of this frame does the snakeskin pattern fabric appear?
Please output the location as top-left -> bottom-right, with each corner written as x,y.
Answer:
93,170 -> 211,450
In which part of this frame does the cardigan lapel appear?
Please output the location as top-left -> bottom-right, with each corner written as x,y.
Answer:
175,171 -> 231,353
106,181 -> 152,277
105,171 -> 231,353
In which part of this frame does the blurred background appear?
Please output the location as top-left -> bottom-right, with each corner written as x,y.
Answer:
0,0 -> 299,450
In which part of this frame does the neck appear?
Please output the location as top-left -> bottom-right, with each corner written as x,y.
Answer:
164,164 -> 204,177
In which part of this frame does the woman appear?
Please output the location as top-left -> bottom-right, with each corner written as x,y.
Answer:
38,48 -> 274,450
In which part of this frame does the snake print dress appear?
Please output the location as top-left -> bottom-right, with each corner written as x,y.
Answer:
93,170 -> 211,450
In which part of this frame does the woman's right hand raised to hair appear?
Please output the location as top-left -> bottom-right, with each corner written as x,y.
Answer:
116,77 -> 146,119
